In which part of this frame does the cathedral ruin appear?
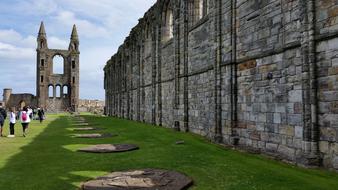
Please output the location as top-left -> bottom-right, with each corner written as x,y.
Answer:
104,0 -> 338,170
2,22 -> 80,112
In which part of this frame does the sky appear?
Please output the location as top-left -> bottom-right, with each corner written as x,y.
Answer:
0,0 -> 156,100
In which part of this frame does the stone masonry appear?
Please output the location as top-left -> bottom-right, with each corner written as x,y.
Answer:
36,22 -> 80,112
2,22 -> 80,112
78,99 -> 105,114
104,0 -> 338,170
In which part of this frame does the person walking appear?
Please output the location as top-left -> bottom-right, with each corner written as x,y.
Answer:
20,106 -> 31,137
7,107 -> 16,138
0,106 -> 7,137
27,106 -> 33,120
37,108 -> 44,123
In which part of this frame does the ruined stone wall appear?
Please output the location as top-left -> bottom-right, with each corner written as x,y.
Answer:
78,99 -> 105,114
36,23 -> 80,113
6,93 -> 38,110
104,0 -> 338,171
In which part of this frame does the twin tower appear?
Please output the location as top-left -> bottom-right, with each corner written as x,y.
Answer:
36,22 -> 80,112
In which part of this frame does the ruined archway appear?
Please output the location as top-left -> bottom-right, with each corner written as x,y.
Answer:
63,85 -> 69,98
55,85 -> 61,98
52,55 -> 65,74
19,100 -> 26,110
48,85 -> 54,98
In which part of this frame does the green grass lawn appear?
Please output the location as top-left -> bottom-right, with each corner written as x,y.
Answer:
0,114 -> 338,190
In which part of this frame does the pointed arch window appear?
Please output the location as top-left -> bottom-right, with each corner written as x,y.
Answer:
162,2 -> 174,43
55,85 -> 61,98
48,85 -> 54,98
53,55 -> 64,74
40,40 -> 45,49
189,0 -> 209,27
63,85 -> 69,98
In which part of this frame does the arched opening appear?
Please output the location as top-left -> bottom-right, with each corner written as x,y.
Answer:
40,40 -> 46,49
48,85 -> 54,98
189,0 -> 209,27
63,85 -> 69,98
162,2 -> 174,43
55,85 -> 61,98
19,100 -> 26,110
53,55 -> 64,74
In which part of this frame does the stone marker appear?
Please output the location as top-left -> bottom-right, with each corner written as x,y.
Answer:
78,144 -> 139,153
176,140 -> 185,145
72,121 -> 88,123
73,133 -> 116,138
73,127 -> 99,131
81,169 -> 193,190
72,123 -> 90,126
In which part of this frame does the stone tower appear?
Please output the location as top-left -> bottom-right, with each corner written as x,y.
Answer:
36,22 -> 80,112
2,88 -> 12,109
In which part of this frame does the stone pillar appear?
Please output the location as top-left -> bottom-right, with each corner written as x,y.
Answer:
137,44 -> 141,121
113,58 -> 116,117
173,0 -> 181,131
119,55 -> 122,118
141,40 -> 146,122
121,49 -> 127,118
151,24 -> 157,125
157,17 -> 163,126
127,46 -> 131,120
230,0 -> 239,144
130,43 -> 135,120
182,0 -> 189,132
214,0 -> 223,143
109,64 -> 112,116
300,0 -> 320,166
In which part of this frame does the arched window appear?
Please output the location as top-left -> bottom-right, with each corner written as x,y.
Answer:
144,23 -> 152,55
63,85 -> 69,98
189,0 -> 209,26
19,100 -> 26,109
48,85 -> 54,98
162,2 -> 173,42
72,60 -> 76,69
55,85 -> 61,98
53,55 -> 64,74
40,40 -> 46,49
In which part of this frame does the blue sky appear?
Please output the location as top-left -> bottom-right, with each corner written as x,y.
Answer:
0,0 -> 156,100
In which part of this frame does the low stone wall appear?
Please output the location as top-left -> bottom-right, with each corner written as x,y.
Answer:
78,99 -> 104,114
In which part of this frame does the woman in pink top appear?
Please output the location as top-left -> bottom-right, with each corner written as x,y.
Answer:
20,106 -> 31,137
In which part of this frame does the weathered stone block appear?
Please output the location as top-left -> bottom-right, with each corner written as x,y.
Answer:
266,143 -> 278,152
319,141 -> 329,153
295,126 -> 303,138
277,145 -> 295,160
238,60 -> 257,71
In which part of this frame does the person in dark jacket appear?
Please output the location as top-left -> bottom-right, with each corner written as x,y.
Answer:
0,106 -> 7,137
37,108 -> 45,123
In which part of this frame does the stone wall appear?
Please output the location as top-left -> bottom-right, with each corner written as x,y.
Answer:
78,99 -> 105,114
104,0 -> 338,171
36,23 -> 80,112
5,93 -> 38,110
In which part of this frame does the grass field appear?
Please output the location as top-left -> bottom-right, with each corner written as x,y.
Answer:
0,114 -> 338,190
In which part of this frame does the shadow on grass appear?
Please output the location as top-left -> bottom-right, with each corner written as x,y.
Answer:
0,115 -> 107,190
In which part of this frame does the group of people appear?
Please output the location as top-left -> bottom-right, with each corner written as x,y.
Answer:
0,106 -> 45,138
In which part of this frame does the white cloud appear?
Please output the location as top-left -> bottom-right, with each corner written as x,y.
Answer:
0,29 -> 68,59
54,10 -> 110,39
49,36 -> 69,49
0,29 -> 36,48
0,42 -> 35,60
16,0 -> 58,16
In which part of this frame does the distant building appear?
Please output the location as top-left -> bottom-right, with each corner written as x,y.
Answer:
2,22 -> 80,112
